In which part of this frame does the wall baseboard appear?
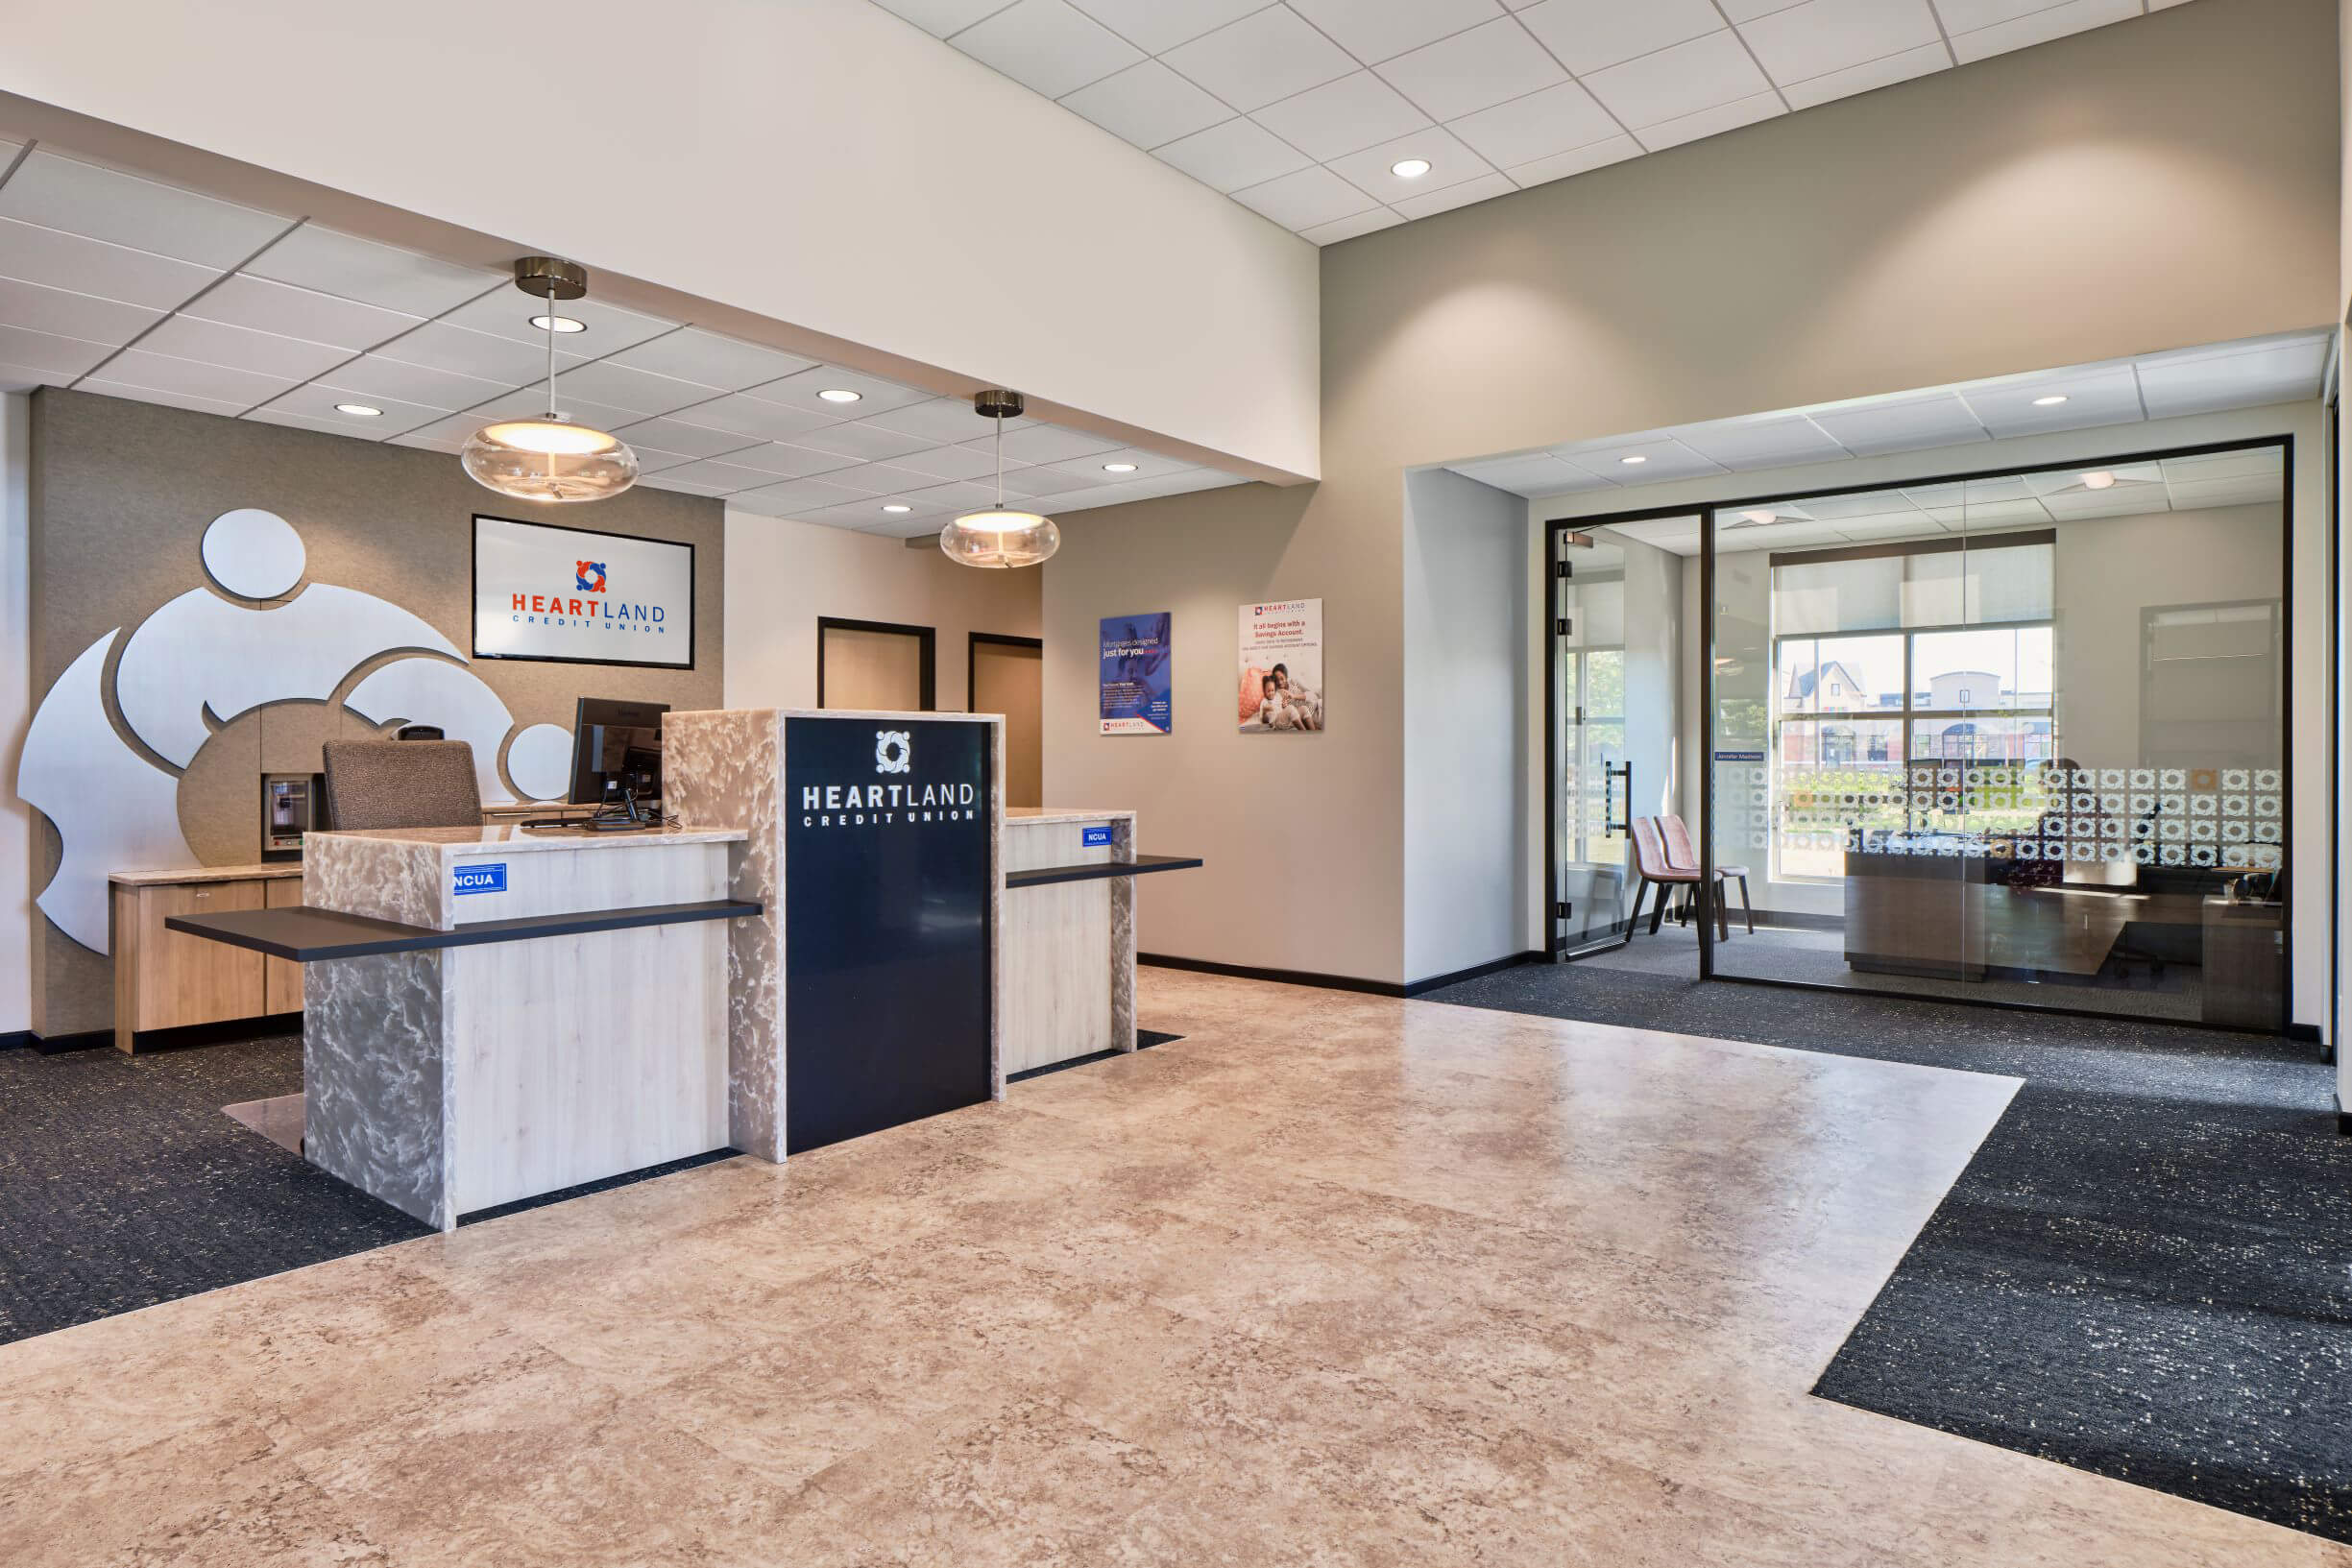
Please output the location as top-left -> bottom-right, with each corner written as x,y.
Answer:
29,1027 -> 109,1054
2339,1092 -> 2349,1138
2285,1021 -> 2322,1045
0,1028 -> 31,1052
1137,950 -> 1543,999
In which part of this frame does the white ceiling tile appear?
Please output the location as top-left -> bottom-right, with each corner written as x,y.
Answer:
256,383 -> 449,431
707,441 -> 864,478
981,422 -> 1126,463
1633,90 -> 1784,152
999,465 -> 1111,496
614,413 -> 784,459
436,288 -> 676,352
1298,206 -> 1406,245
856,397 -> 1023,444
640,457 -> 780,494
1064,0 -> 1268,54
656,390 -> 838,443
1516,0 -> 1724,74
2039,485 -> 2167,519
1581,30 -> 1771,129
1780,40 -> 1949,109
542,357 -> 723,417
2166,475 -> 2282,510
1231,164 -> 1384,230
1738,0 -> 1942,85
373,319 -> 565,384
1443,80 -> 1618,168
1506,134 -> 1641,188
0,323 -> 116,378
245,225 -> 501,317
786,420 -> 940,461
953,0 -> 1145,98
78,377 -> 247,417
245,407 -> 402,442
1376,17 -> 1569,121
1667,415 -> 1851,470
1947,0 -> 2139,63
1164,7 -> 1357,113
1390,169 -> 1516,219
728,475 -> 879,516
1450,453 -> 1598,494
2159,447 -> 2283,482
1325,127 -> 1495,203
759,364 -> 933,416
1806,393 -> 1989,456
1045,445 -> 1193,479
899,480 -> 1007,513
0,216 -> 218,311
873,0 -> 1009,36
1059,60 -> 1233,148
1050,483 -> 1145,513
1959,366 -> 2142,439
1931,0 -> 2090,31
179,273 -> 421,351
0,152 -> 286,269
0,277 -> 161,347
2137,339 -> 2329,419
386,428 -> 473,456
399,411 -> 506,448
885,443 -> 1009,480
1558,437 -> 1725,482
136,313 -> 353,381
463,386 -> 648,431
1153,116 -> 1316,191
1249,71 -> 1433,162
102,347 -> 294,408
637,470 -> 735,497
1285,0 -> 1508,65
0,138 -> 19,163
605,327 -> 816,391
1716,0 -> 1814,18
313,352 -> 509,412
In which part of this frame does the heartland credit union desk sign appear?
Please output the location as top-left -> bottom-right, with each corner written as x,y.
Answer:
473,514 -> 695,669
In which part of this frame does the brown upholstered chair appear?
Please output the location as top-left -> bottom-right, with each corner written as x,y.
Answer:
320,739 -> 485,832
1628,814 -> 1754,940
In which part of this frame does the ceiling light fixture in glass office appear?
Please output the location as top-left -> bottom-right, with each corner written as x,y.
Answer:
461,256 -> 640,504
940,389 -> 1059,568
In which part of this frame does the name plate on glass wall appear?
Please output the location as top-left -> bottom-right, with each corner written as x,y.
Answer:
784,717 -> 993,1154
472,514 -> 695,669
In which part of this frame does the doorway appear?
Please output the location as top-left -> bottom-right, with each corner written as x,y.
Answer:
969,633 -> 1043,808
817,617 -> 934,712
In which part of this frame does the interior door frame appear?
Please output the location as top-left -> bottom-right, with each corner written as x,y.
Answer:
966,632 -> 1044,714
816,616 -> 936,712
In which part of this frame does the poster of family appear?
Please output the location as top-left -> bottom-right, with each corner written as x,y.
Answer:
1238,598 -> 1324,733
1098,613 -> 1174,736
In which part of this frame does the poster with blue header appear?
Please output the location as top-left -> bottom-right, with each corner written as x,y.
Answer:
1099,613 -> 1173,735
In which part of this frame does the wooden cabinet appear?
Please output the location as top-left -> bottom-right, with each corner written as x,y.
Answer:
109,870 -> 302,1053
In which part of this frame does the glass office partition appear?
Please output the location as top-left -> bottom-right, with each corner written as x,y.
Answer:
1706,445 -> 2288,1029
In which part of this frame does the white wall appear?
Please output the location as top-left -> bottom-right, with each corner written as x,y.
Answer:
0,392 -> 29,1035
1524,400 -> 2330,1025
0,0 -> 1319,481
1402,468 -> 1527,983
722,513 -> 1038,713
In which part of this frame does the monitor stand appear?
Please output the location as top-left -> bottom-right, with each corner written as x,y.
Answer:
585,785 -> 657,832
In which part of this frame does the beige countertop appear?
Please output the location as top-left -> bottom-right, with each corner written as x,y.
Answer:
1005,808 -> 1135,827
305,824 -> 747,859
109,863 -> 306,886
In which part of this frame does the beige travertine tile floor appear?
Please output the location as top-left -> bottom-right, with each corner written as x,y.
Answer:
2,968 -> 2342,1565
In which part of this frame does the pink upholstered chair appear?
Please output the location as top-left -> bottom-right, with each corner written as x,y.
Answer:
1628,814 -> 1754,939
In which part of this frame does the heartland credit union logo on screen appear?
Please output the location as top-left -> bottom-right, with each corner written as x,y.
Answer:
510,562 -> 667,637
800,729 -> 978,830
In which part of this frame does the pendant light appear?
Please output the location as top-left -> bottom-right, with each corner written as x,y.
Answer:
460,257 -> 640,504
940,389 -> 1059,568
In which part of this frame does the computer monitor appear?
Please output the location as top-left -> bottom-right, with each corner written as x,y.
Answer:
567,697 -> 668,810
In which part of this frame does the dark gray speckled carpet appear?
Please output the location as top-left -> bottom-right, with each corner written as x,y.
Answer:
1420,960 -> 2352,1543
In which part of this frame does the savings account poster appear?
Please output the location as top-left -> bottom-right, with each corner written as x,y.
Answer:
1099,613 -> 1173,735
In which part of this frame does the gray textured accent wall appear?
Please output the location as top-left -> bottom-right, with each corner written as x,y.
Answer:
27,388 -> 723,1036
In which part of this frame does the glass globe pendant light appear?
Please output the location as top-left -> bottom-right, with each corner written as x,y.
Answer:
940,390 -> 1059,567
461,256 -> 640,504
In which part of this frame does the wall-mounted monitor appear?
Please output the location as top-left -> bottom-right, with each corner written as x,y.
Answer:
472,514 -> 695,670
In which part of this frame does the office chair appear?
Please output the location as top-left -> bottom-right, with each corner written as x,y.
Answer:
320,739 -> 485,832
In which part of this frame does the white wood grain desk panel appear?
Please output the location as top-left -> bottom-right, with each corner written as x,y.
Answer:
1002,809 -> 1135,1075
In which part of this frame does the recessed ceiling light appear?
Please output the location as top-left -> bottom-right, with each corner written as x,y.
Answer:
334,403 -> 383,418
2032,394 -> 2069,406
2081,470 -> 2117,490
530,314 -> 586,333
818,388 -> 862,403
882,503 -> 912,514
1103,462 -> 1138,473
1619,454 -> 1647,465
1391,158 -> 1432,180
1742,510 -> 1776,525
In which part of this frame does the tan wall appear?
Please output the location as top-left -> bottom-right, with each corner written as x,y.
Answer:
28,389 -> 723,1035
721,512 -> 1040,714
1045,0 -> 2340,988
